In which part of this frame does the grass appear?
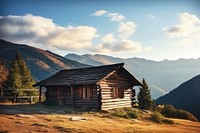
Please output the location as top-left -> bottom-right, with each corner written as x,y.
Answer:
160,105 -> 198,122
150,112 -> 174,124
0,104 -> 200,133
111,107 -> 140,119
0,130 -> 9,133
53,126 -> 83,133
32,123 -> 48,127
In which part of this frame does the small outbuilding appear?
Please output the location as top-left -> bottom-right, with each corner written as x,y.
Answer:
34,63 -> 142,110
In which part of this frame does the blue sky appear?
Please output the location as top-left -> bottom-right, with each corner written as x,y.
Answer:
0,0 -> 200,60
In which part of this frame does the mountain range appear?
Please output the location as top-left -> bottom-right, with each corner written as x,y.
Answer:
1,39 -> 199,99
0,39 -> 89,81
156,74 -> 200,120
65,53 -> 200,99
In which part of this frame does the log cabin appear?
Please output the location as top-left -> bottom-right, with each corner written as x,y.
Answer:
34,63 -> 142,110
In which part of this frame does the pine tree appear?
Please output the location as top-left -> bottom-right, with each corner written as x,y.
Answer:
6,57 -> 23,96
0,59 -> 8,89
16,53 -> 36,96
138,78 -> 152,110
6,52 -> 37,96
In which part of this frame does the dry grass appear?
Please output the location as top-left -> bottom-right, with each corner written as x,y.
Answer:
1,113 -> 200,133
0,104 -> 200,133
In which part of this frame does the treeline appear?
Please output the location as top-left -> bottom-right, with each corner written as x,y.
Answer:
0,52 -> 38,97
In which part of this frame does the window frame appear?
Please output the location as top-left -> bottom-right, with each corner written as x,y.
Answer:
82,86 -> 92,99
112,87 -> 124,99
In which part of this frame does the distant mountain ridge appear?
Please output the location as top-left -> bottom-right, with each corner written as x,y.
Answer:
0,39 -> 89,81
65,53 -> 200,98
156,74 -> 200,120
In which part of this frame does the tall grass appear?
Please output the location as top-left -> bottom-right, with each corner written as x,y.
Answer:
111,107 -> 140,119
150,112 -> 174,124
160,105 -> 198,122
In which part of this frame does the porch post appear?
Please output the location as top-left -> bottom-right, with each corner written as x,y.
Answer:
70,85 -> 75,107
39,86 -> 42,103
0,88 -> 3,96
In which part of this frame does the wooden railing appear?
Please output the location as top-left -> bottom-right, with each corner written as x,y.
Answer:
0,96 -> 44,103
0,88 -> 44,103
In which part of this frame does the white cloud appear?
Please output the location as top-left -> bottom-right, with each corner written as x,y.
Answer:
144,46 -> 153,52
0,14 -> 151,56
0,14 -> 98,51
108,12 -> 125,22
101,34 -> 116,43
118,21 -> 136,39
146,14 -> 156,20
0,14 -> 56,38
93,10 -> 107,16
93,10 -> 125,22
163,13 -> 200,40
163,13 -> 200,47
94,39 -> 142,53
43,26 -> 97,50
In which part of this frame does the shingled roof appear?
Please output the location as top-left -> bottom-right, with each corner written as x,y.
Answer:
34,63 -> 141,86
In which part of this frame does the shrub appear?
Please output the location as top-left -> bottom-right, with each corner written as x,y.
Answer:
111,107 -> 139,119
161,105 -> 198,122
150,112 -> 174,124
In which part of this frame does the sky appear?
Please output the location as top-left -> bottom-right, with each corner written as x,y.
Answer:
0,0 -> 200,61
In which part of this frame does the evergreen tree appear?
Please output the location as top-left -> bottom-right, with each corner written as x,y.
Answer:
16,53 -> 36,95
6,57 -> 23,96
0,59 -> 8,89
138,78 -> 152,110
6,52 -> 37,96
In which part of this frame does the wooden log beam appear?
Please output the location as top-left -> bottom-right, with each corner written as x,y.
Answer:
39,86 -> 42,103
70,85 -> 75,107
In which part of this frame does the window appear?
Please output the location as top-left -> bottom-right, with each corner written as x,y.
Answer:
82,87 -> 92,99
112,88 -> 124,99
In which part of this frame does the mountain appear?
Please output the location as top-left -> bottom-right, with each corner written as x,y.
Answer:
156,74 -> 200,120
0,39 -> 89,81
65,53 -> 200,98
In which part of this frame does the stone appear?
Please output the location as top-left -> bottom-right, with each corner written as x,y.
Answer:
69,116 -> 88,121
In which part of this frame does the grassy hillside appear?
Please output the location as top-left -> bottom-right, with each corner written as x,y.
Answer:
0,39 -> 89,81
0,104 -> 200,133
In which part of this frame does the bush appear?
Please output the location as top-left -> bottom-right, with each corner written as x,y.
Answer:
150,112 -> 174,124
111,107 -> 139,119
161,105 -> 198,122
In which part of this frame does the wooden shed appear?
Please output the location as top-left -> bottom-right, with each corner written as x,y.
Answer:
34,63 -> 142,110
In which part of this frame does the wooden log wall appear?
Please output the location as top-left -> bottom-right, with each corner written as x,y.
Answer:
99,68 -> 135,110
100,84 -> 132,110
72,85 -> 100,110
45,87 -> 58,104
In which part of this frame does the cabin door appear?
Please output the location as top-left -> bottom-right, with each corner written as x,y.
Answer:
57,88 -> 65,106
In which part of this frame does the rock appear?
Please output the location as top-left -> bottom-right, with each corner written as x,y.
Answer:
56,110 -> 65,114
142,110 -> 150,114
16,114 -> 35,118
132,119 -> 141,123
69,116 -> 88,121
38,111 -> 48,114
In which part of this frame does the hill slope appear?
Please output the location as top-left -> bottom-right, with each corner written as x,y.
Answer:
0,104 -> 200,133
156,74 -> 200,120
65,54 -> 200,99
0,39 -> 89,81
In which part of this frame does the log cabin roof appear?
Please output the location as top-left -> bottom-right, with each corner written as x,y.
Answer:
34,63 -> 142,87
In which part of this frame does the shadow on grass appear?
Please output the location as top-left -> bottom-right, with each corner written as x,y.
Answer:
0,103 -> 91,115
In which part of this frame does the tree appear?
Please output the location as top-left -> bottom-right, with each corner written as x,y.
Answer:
6,52 -> 37,96
138,78 -> 152,110
16,53 -> 36,96
0,59 -> 8,89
